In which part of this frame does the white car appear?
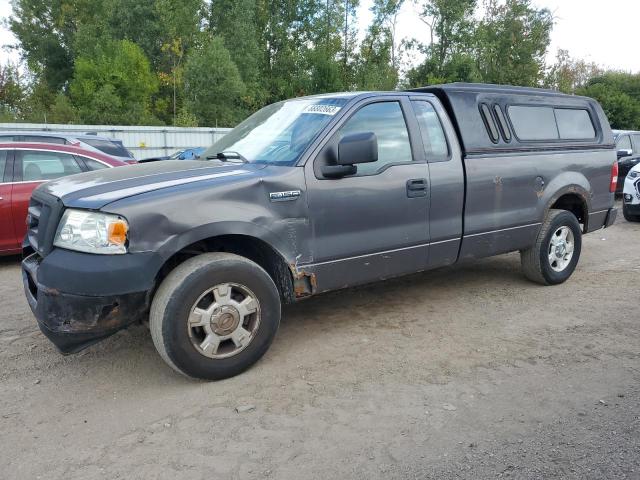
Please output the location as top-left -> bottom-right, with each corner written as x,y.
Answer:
623,163 -> 640,222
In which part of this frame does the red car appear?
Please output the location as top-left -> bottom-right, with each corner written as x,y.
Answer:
0,143 -> 128,255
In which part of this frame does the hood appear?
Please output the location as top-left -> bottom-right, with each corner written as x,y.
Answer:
38,160 -> 267,209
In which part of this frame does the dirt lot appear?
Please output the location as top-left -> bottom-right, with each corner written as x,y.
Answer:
1,211 -> 639,480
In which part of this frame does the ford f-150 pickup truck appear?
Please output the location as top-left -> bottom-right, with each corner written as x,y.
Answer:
22,83 -> 618,380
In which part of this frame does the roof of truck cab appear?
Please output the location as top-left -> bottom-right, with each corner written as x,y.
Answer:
409,82 -> 589,99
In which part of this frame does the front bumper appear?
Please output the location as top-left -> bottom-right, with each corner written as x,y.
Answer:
22,251 -> 155,354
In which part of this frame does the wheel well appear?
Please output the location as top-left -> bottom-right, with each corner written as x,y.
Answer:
155,235 -> 295,304
550,194 -> 588,231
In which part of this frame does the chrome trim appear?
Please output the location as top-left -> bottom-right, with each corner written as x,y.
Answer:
0,180 -> 43,186
303,225 -> 544,269
303,237 -> 461,268
305,243 -> 429,268
430,237 -> 460,246
463,223 -> 541,238
588,209 -> 609,216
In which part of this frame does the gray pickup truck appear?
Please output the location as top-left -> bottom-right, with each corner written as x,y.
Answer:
22,83 -> 618,380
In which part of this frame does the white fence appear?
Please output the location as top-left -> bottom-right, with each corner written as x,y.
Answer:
0,123 -> 232,160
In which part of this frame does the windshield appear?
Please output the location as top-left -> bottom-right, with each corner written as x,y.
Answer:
202,97 -> 351,165
170,150 -> 186,159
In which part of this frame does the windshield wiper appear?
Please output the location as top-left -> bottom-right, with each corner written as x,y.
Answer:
206,151 -> 249,164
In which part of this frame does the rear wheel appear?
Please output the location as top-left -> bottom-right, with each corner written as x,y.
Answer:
623,204 -> 640,222
520,209 -> 582,285
150,253 -> 281,380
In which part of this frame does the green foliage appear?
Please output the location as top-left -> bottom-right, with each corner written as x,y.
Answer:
545,50 -> 603,94
174,107 -> 199,127
577,73 -> 640,130
475,0 -> 553,86
406,0 -> 552,88
70,39 -> 158,124
4,0 -> 636,128
0,63 -> 24,120
355,0 -> 403,90
183,36 -> 246,127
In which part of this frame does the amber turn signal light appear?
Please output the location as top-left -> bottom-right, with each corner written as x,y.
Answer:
108,220 -> 128,246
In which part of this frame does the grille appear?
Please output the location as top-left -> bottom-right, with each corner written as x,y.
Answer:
635,179 -> 640,197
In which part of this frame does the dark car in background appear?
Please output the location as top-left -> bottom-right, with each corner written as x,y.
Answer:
0,131 -> 137,164
0,143 -> 128,256
614,130 -> 640,193
140,147 -> 205,163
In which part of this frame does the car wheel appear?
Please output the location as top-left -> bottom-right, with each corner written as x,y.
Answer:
622,204 -> 640,222
150,253 -> 281,380
520,209 -> 582,286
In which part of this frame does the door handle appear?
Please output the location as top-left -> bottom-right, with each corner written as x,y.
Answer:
406,178 -> 428,198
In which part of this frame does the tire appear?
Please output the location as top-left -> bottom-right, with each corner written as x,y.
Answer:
520,209 -> 582,286
150,252 -> 281,380
623,204 -> 640,222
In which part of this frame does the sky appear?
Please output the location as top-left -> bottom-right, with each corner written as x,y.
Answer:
1,0 -> 639,73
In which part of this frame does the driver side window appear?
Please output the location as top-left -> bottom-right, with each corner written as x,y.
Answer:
338,101 -> 413,176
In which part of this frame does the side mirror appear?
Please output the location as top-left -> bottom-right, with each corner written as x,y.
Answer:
337,132 -> 378,165
617,149 -> 633,159
320,132 -> 378,179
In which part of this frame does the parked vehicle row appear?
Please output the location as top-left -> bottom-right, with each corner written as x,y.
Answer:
19,83 -> 618,381
0,131 -> 137,164
0,143 -> 128,255
614,129 -> 640,193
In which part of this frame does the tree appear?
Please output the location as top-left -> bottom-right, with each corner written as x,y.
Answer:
474,0 -> 553,87
209,0 -> 263,111
355,0 -> 404,90
70,39 -> 158,124
545,49 -> 603,93
405,0 -> 477,86
183,36 -> 246,127
0,63 -> 24,121
9,0 -> 97,91
577,73 -> 640,130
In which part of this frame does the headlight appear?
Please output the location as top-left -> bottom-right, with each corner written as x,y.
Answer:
54,209 -> 129,254
630,171 -> 639,179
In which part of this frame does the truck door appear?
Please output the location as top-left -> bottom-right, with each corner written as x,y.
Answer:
0,150 -> 16,253
410,98 -> 465,269
304,97 -> 430,293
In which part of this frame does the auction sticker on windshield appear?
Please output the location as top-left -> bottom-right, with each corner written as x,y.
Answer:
303,104 -> 342,115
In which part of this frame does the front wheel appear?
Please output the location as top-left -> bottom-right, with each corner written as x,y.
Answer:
150,253 -> 281,380
623,204 -> 640,222
520,209 -> 582,286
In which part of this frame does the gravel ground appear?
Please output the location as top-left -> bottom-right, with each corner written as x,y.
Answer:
1,210 -> 639,479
